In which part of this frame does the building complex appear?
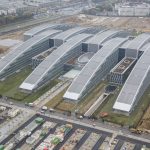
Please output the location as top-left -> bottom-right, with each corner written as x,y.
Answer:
63,38 -> 127,102
1,23 -> 150,115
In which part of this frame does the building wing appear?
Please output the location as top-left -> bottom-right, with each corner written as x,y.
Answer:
0,30 -> 61,79
20,33 -> 92,91
64,38 -> 127,101
113,43 -> 150,113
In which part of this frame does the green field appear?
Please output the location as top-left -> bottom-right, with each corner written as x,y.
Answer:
46,81 -> 107,113
94,86 -> 150,127
0,67 -> 59,103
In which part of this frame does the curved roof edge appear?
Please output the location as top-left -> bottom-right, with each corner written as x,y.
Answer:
113,44 -> 150,113
64,38 -> 127,101
85,29 -> 123,45
0,30 -> 61,77
20,34 -> 92,91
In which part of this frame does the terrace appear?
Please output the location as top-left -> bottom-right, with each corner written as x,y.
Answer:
112,57 -> 135,74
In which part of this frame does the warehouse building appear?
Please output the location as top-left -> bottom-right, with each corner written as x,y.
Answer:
20,33 -> 92,92
82,30 -> 124,53
113,43 -> 150,115
63,37 -> 127,102
0,30 -> 61,80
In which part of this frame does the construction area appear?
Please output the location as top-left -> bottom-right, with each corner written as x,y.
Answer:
0,114 -> 150,150
63,14 -> 150,33
137,106 -> 150,133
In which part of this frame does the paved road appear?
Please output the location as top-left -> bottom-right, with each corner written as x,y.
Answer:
0,81 -> 70,143
43,112 -> 150,145
133,144 -> 142,150
34,80 -> 70,108
1,113 -> 150,149
0,14 -> 74,35
114,140 -> 124,150
92,135 -> 107,150
32,124 -> 59,150
53,128 -> 76,150
12,122 -> 44,150
0,77 -> 150,147
74,132 -> 91,150
1,97 -> 150,147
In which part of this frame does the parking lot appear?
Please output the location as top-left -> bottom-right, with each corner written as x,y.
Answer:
0,114 -> 150,150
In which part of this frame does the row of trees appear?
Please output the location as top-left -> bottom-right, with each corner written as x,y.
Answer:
0,12 -> 33,26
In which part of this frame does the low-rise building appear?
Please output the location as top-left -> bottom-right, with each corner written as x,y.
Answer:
108,57 -> 136,85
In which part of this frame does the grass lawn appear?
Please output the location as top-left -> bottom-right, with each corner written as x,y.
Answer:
46,88 -> 68,108
46,81 -> 107,113
56,101 -> 75,112
0,67 -> 59,103
0,67 -> 32,98
94,86 -> 150,127
76,81 -> 107,114
46,87 -> 76,112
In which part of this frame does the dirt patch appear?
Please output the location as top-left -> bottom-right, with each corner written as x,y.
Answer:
63,14 -> 150,32
0,46 -> 9,53
138,105 -> 150,131
0,31 -> 24,40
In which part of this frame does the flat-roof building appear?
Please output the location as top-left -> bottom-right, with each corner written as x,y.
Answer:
63,37 -> 127,102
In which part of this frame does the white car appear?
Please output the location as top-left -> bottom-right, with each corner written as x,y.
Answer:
9,102 -> 13,105
41,106 -> 48,111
